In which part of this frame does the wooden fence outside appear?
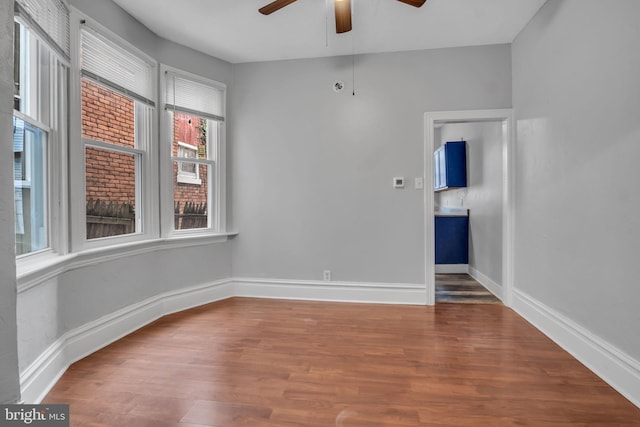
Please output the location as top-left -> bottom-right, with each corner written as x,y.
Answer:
175,201 -> 208,230
86,199 -> 135,239
85,199 -> 208,238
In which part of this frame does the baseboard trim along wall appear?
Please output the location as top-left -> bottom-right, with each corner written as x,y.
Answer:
233,278 -> 427,305
512,289 -> 640,409
467,266 -> 503,301
434,264 -> 468,274
19,277 -> 426,403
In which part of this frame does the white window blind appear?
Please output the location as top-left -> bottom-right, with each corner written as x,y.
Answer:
165,73 -> 225,121
15,0 -> 70,59
81,26 -> 155,106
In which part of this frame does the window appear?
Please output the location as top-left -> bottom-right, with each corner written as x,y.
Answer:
13,1 -> 69,258
163,68 -> 226,233
177,141 -> 201,185
13,116 -> 48,256
77,23 -> 156,243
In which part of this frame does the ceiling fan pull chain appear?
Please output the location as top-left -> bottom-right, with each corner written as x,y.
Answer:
352,35 -> 356,96
352,6 -> 356,96
325,0 -> 329,47
352,53 -> 355,96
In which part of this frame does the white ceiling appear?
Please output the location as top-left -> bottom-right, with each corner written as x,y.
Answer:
111,0 -> 547,64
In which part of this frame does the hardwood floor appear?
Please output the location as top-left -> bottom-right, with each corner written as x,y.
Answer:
435,274 -> 501,304
43,298 -> 640,426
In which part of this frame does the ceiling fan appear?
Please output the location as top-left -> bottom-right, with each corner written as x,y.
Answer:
259,0 -> 427,34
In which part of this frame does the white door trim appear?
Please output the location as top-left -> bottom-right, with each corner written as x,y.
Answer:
424,109 -> 515,306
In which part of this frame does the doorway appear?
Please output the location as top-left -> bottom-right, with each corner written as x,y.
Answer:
424,109 -> 514,306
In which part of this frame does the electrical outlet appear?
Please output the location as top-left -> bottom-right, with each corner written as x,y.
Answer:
323,270 -> 332,281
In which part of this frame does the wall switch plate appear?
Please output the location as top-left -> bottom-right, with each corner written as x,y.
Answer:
414,177 -> 424,190
393,177 -> 405,188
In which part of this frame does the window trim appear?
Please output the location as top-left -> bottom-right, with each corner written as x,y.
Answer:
69,9 -> 159,252
160,64 -> 227,238
13,16 -> 69,270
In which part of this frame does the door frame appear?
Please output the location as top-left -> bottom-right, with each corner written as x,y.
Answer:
424,109 -> 515,306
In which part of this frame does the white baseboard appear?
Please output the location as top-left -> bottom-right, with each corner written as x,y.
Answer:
512,289 -> 640,409
434,264 -> 468,274
233,278 -> 427,305
467,266 -> 503,300
20,277 -> 425,403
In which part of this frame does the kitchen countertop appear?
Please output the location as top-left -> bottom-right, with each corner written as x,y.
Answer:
435,207 -> 469,217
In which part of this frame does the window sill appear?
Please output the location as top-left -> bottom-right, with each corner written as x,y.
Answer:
16,231 -> 238,294
17,251 -> 78,292
176,175 -> 202,185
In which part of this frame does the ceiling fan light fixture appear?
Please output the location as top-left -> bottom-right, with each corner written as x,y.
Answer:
258,0 -> 297,15
334,0 -> 352,34
259,0 -> 425,33
397,0 -> 427,7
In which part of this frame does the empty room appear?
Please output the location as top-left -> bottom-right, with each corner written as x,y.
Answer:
1,0 -> 639,425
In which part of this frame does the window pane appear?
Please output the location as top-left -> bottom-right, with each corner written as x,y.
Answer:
171,112 -> 210,230
174,162 -> 209,230
86,146 -> 137,239
81,78 -> 135,148
13,117 -> 48,255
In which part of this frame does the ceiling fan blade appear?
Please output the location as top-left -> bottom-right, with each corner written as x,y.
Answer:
335,0 -> 352,34
397,0 -> 427,7
259,0 -> 298,15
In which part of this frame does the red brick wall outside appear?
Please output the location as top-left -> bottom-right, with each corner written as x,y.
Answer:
85,146 -> 136,202
82,79 -> 136,205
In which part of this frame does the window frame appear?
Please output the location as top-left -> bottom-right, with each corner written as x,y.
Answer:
13,16 -> 69,267
160,64 -> 227,238
69,10 -> 159,252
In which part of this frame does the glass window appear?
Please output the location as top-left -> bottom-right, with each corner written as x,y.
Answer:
165,71 -> 225,233
177,141 -> 201,184
172,113 -> 212,230
79,25 -> 155,242
81,79 -> 150,239
13,117 -> 48,255
13,19 -> 67,257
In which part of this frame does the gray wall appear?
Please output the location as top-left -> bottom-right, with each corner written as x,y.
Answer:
0,0 -> 21,404
437,122 -> 503,285
17,244 -> 232,373
513,0 -> 640,359
230,45 -> 511,283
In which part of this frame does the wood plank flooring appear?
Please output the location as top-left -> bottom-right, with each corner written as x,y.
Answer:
435,274 -> 501,304
43,298 -> 640,426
